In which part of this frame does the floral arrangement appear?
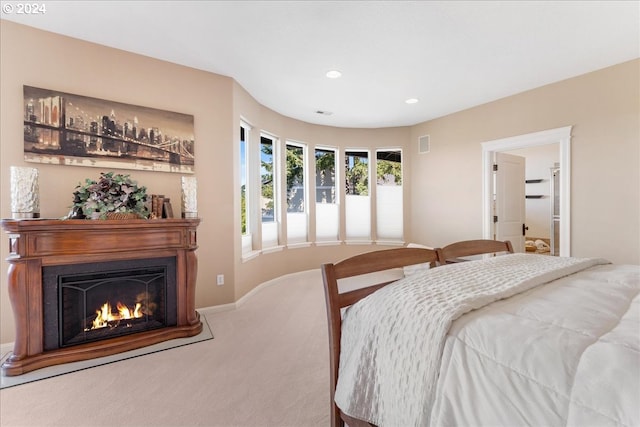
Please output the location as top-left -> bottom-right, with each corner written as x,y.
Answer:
68,172 -> 150,219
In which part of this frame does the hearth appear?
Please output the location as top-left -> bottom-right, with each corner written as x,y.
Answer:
42,257 -> 177,351
1,218 -> 202,376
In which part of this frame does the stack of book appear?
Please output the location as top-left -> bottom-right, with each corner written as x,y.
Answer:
151,194 -> 174,219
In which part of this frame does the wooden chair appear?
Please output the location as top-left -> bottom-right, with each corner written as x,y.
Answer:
321,247 -> 441,427
439,239 -> 514,264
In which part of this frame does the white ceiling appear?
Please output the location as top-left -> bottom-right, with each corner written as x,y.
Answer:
2,1 -> 639,128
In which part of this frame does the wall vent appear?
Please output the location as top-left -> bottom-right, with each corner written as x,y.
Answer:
418,135 -> 430,154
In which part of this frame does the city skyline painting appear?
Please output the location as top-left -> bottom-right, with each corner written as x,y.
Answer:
23,85 -> 195,173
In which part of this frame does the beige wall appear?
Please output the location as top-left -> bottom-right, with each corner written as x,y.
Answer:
1,21 -> 638,345
410,59 -> 639,264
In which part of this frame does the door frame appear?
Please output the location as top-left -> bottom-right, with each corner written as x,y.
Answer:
481,126 -> 572,256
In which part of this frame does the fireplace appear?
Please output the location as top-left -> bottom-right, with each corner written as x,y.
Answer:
42,257 -> 177,350
1,218 -> 201,376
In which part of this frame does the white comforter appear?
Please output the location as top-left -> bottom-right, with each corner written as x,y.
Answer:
335,254 -> 640,426
431,262 -> 640,427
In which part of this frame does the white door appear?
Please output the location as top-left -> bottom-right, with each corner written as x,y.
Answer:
494,152 -> 526,252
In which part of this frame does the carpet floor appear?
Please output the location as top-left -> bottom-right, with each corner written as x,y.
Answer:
0,269 -> 331,427
0,319 -> 214,390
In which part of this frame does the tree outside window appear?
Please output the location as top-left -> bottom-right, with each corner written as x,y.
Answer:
315,148 -> 336,203
240,125 -> 248,234
261,136 -> 275,223
345,151 -> 369,196
376,150 -> 402,186
286,144 -> 304,213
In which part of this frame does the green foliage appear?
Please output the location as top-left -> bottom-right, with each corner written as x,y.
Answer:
315,151 -> 335,176
377,159 -> 402,185
261,142 -> 274,218
286,145 -> 304,212
315,150 -> 336,203
346,156 -> 369,196
241,184 -> 247,233
70,171 -> 150,219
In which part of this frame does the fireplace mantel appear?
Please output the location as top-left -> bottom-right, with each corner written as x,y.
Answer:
1,218 -> 202,376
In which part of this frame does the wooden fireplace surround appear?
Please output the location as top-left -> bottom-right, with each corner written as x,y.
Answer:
1,218 -> 202,376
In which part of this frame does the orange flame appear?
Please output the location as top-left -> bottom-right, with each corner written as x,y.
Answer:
86,301 -> 143,331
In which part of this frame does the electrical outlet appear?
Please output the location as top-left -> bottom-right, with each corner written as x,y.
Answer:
216,274 -> 224,286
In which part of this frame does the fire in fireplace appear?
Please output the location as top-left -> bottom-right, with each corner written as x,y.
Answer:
86,297 -> 146,331
42,257 -> 177,351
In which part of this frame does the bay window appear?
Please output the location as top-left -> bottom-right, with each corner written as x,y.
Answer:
240,117 -> 405,256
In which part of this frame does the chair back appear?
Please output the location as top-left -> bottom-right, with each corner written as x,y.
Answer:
439,239 -> 513,263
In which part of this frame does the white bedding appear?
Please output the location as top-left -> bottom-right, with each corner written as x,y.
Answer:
334,254 -> 639,426
431,262 -> 640,427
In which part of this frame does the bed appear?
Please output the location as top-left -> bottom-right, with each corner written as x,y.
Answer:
321,240 -> 639,427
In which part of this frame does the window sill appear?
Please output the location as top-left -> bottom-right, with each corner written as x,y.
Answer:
314,240 -> 342,247
262,245 -> 285,254
287,242 -> 312,249
345,240 -> 374,245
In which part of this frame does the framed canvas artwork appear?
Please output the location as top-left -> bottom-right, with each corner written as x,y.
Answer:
23,86 -> 195,173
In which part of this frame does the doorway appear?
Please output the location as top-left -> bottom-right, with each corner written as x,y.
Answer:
504,145 -> 559,255
481,126 -> 572,257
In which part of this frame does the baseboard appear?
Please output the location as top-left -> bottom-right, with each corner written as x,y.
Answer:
198,268 -> 320,315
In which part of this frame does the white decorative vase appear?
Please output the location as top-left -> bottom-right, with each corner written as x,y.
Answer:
10,166 -> 40,219
181,176 -> 197,218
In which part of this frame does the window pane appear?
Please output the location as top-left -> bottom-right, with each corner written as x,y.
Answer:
345,150 -> 370,240
376,150 -> 403,241
376,150 -> 402,186
286,142 -> 307,244
315,148 -> 336,203
286,144 -> 304,213
260,136 -> 275,223
315,147 -> 338,242
240,125 -> 248,235
345,151 -> 369,196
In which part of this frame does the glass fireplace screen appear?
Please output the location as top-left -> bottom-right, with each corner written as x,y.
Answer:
42,257 -> 177,350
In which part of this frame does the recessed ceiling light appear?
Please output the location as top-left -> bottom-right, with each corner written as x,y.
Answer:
405,98 -> 419,104
326,70 -> 342,79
